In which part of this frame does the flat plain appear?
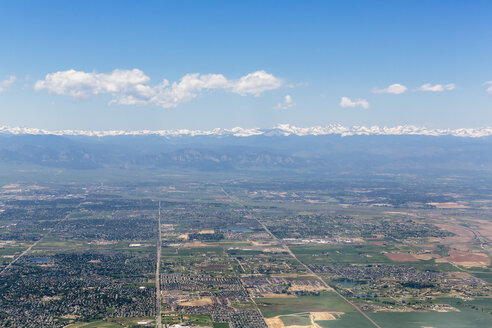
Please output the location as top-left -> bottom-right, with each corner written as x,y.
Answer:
0,168 -> 491,327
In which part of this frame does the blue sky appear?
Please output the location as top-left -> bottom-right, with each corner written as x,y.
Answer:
0,0 -> 491,130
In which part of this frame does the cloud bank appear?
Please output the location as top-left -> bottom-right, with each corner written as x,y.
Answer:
372,83 -> 407,94
339,96 -> 369,109
34,69 -> 283,108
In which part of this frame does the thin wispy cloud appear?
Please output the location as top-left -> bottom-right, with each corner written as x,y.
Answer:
484,81 -> 492,94
0,75 -> 16,92
34,69 -> 284,108
274,95 -> 295,110
372,83 -> 407,94
418,83 -> 455,92
339,96 -> 369,109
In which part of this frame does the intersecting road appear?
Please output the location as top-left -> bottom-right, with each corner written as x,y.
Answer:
220,187 -> 382,328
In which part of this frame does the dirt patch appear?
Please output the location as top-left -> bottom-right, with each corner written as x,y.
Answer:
434,224 -> 475,244
265,317 -> 285,328
449,243 -> 471,252
265,312 -> 342,328
88,259 -> 101,263
370,241 -> 387,245
60,314 -> 80,319
311,312 -> 342,320
289,282 -> 328,292
41,295 -> 62,302
385,211 -> 420,217
385,253 -> 419,262
414,254 -> 441,261
252,241 -> 278,246
178,297 -> 213,306
445,252 -> 491,267
474,219 -> 492,240
178,233 -> 189,240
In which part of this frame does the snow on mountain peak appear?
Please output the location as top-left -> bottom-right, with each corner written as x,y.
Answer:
1,124 -> 492,138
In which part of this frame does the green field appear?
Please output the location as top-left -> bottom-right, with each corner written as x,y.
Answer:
65,317 -> 156,328
161,314 -> 214,326
290,244 -> 394,265
255,291 -> 355,317
318,299 -> 492,328
212,323 -> 230,328
65,321 -> 123,328
472,271 -> 492,284
280,313 -> 312,326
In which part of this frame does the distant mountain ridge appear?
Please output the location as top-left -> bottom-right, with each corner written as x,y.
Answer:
1,125 -> 492,173
2,124 -> 492,138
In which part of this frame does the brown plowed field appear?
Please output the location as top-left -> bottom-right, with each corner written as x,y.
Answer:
445,252 -> 491,267
385,253 -> 419,262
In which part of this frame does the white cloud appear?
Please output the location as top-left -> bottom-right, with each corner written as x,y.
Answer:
339,96 -> 369,109
274,94 -> 295,110
484,81 -> 492,94
34,69 -> 283,108
0,75 -> 16,92
231,70 -> 283,96
34,69 -> 150,100
372,83 -> 407,94
144,73 -> 231,108
418,83 -> 455,92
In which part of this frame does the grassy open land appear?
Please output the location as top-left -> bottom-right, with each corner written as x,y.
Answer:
212,323 -> 230,328
32,236 -> 87,250
161,246 -> 224,257
68,211 -> 95,219
404,260 -> 460,272
255,291 -> 354,317
316,312 -> 373,328
367,308 -> 492,328
226,248 -> 263,256
65,317 -> 156,327
291,244 -> 459,272
65,321 -> 123,328
0,246 -> 23,264
256,292 -> 377,328
459,297 -> 492,313
104,242 -> 156,256
471,271 -> 492,283
215,241 -> 254,247
291,245 -> 393,265
280,313 -> 312,326
317,298 -> 492,328
31,236 -> 156,257
161,313 -> 215,326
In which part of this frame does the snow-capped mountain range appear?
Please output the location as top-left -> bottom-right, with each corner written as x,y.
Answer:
1,124 -> 492,138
